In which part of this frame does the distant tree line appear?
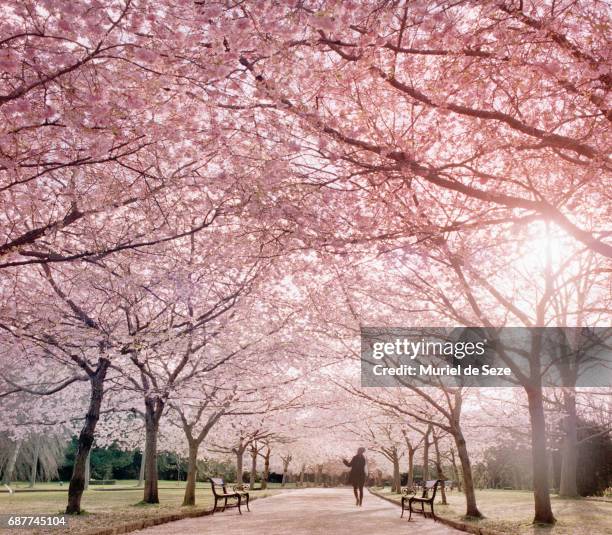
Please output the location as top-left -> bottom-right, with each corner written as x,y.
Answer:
472,419 -> 612,497
56,438 -> 240,483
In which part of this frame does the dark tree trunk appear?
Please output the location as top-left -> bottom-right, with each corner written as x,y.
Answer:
1,439 -> 21,486
183,440 -> 198,506
29,438 -> 39,488
235,449 -> 244,485
143,396 -> 163,504
249,445 -> 258,487
281,455 -> 291,487
315,464 -> 323,486
299,464 -> 305,486
422,427 -> 431,481
392,455 -> 401,493
261,448 -> 270,490
526,387 -> 556,524
66,359 -> 109,514
454,431 -> 482,518
450,447 -> 462,490
433,435 -> 447,505
180,411 -> 222,505
559,390 -> 578,497
407,447 -> 415,488
84,450 -> 90,490
137,447 -> 145,487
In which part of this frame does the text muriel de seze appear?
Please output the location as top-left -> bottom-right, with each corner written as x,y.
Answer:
370,338 -> 512,377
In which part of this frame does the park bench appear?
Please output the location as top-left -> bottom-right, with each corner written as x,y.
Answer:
235,483 -> 263,491
400,485 -> 417,497
209,477 -> 250,514
401,479 -> 442,521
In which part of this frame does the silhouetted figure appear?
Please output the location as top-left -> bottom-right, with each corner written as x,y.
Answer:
343,447 -> 367,506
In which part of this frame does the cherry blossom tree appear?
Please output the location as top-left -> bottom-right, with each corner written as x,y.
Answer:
340,222 -> 608,522
0,2 -> 609,528
220,1 -> 610,260
209,415 -> 277,487
169,345 -> 302,505
0,0 -> 292,270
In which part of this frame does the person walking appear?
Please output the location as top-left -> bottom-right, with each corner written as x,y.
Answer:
343,447 -> 367,506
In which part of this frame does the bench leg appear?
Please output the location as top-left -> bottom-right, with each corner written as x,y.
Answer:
237,495 -> 242,515
401,498 -> 405,518
222,497 -> 227,512
245,493 -> 250,512
212,497 -> 218,515
408,500 -> 413,522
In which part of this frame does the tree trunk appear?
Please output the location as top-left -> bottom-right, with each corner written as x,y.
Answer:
143,396 -> 163,504
261,448 -> 270,490
526,386 -> 556,524
66,359 -> 109,514
407,447 -> 415,489
183,440 -> 199,506
422,427 -> 431,481
84,450 -> 90,490
1,439 -> 21,486
281,455 -> 291,487
454,431 -> 482,517
249,445 -> 258,487
433,436 -> 447,505
299,464 -> 305,486
236,449 -> 244,484
315,464 -> 323,486
29,438 -> 39,488
559,389 -> 578,497
450,447 -> 462,490
392,455 -> 401,493
137,447 -> 145,487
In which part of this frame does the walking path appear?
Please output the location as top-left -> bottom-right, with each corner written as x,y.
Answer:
134,487 -> 462,534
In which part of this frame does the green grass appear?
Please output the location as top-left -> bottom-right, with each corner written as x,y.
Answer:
4,480 -> 295,491
373,487 -> 612,535
0,480 -> 286,535
5,479 -> 221,491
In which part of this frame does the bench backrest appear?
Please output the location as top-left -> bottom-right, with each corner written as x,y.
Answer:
421,479 -> 441,499
209,477 -> 227,496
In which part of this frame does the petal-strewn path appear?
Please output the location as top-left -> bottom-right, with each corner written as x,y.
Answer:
134,488 -> 462,535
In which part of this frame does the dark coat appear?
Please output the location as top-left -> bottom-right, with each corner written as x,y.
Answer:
343,454 -> 366,487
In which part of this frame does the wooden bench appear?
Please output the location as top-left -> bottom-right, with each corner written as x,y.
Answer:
209,477 -> 250,514
401,479 -> 441,521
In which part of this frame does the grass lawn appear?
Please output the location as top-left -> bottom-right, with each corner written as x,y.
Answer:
373,487 -> 612,535
0,480 -> 287,535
